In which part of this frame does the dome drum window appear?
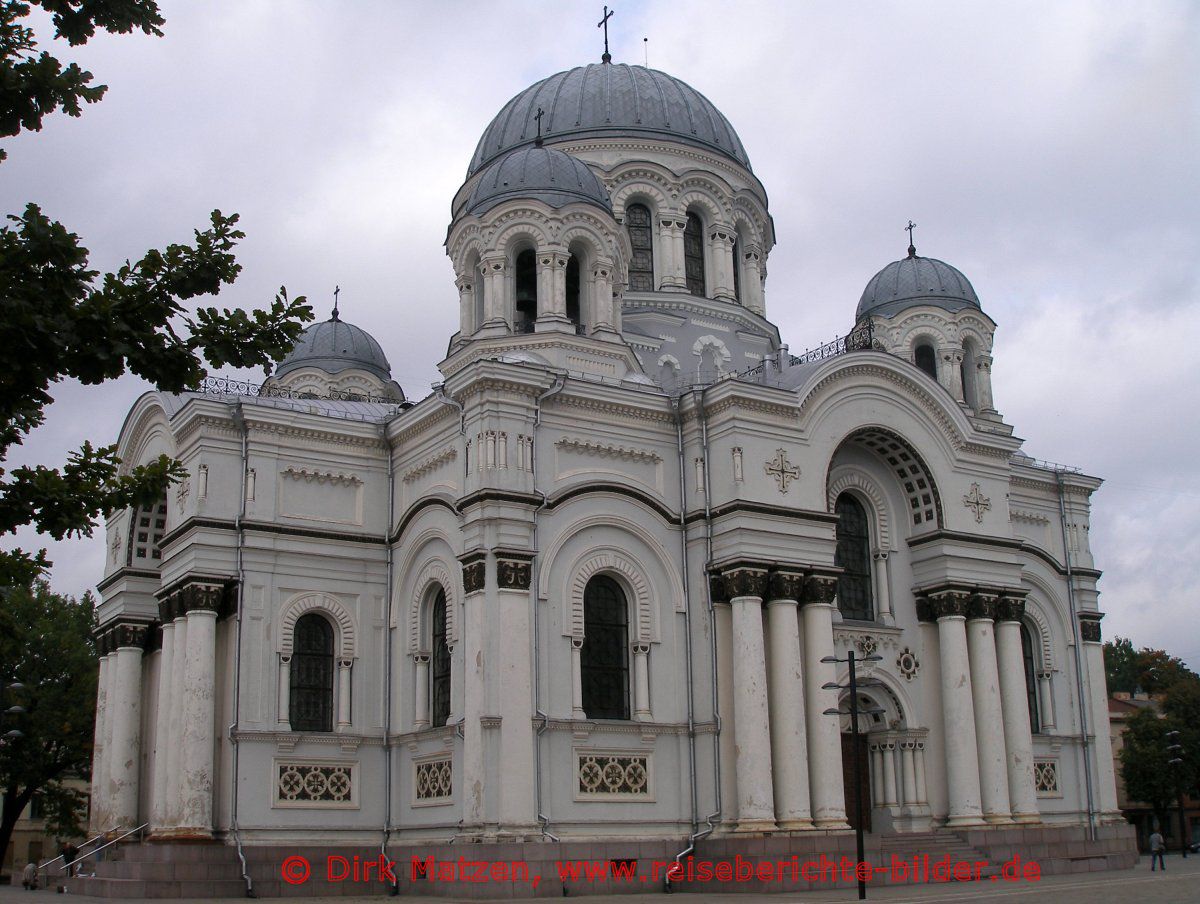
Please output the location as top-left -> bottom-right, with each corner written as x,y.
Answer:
684,213 -> 706,298
626,203 -> 655,292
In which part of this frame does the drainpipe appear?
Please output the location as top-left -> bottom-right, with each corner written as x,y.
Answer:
380,419 -> 398,893
531,372 -> 566,842
667,387 -> 720,891
1057,471 -> 1097,841
433,383 -> 466,440
227,402 -> 254,897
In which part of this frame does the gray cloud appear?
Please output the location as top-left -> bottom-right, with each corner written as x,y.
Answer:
4,1 -> 1197,668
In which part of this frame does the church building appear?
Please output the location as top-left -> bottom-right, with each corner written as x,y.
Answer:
80,47 -> 1136,897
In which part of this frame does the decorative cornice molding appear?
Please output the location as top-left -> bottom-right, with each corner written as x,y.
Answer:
401,447 -> 458,484
280,467 -> 363,487
555,437 -> 662,464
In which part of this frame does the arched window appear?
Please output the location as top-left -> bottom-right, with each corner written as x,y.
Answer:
626,203 -> 654,292
566,254 -> 581,331
431,588 -> 451,728
1020,623 -> 1041,734
128,494 -> 167,565
514,249 -> 537,333
732,238 -> 741,304
290,613 -> 334,732
581,575 -> 630,720
684,212 -> 706,297
914,343 -> 937,380
834,493 -> 874,621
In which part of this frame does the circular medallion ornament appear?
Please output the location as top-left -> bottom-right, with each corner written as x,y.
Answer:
897,647 -> 920,681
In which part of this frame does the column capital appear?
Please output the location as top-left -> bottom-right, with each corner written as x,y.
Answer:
496,550 -> 534,590
1078,611 -> 1103,643
966,592 -> 998,621
800,572 -> 838,607
721,563 -> 769,600
767,568 -> 805,603
479,253 -> 507,272
995,594 -> 1027,622
916,588 -> 971,622
460,551 -> 486,594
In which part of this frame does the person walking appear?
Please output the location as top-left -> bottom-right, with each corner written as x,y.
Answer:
1149,829 -> 1166,871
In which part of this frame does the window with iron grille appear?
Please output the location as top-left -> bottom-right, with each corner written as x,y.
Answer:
581,575 -> 630,720
431,589 -> 451,728
683,213 -> 706,297
626,204 -> 654,291
834,493 -> 874,621
290,613 -> 334,732
130,495 -> 167,564
1021,622 -> 1041,734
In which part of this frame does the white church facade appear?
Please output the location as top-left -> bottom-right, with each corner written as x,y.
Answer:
81,53 -> 1135,896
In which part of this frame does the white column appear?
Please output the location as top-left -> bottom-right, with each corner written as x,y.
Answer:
570,640 -> 585,719
766,584 -> 812,830
337,659 -> 353,731
277,654 -> 291,730
802,576 -> 848,828
414,654 -> 430,729
915,744 -> 929,806
873,552 -> 893,621
632,644 -> 651,720
460,558 -> 487,830
996,605 -> 1039,823
966,599 -> 1012,823
1037,671 -> 1056,730
590,261 -> 615,331
179,604 -> 217,836
456,275 -> 475,334
901,742 -> 918,808
88,654 -> 110,834
975,355 -> 996,411
938,345 -> 965,401
1081,616 -> 1120,816
713,600 -> 737,829
741,244 -> 765,315
164,616 -> 187,828
928,594 -> 985,826
727,567 -> 775,832
710,225 -> 736,302
480,255 -> 507,326
870,746 -> 884,807
99,652 -> 118,829
882,742 -> 898,807
150,622 -> 174,831
658,218 -> 687,290
493,555 -> 537,832
107,629 -> 145,831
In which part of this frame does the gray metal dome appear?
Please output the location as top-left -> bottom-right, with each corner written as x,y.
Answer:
466,146 -> 612,216
857,251 -> 981,319
469,63 -> 750,176
274,314 -> 392,381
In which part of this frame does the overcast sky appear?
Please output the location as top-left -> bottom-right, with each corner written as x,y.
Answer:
3,1 -> 1197,670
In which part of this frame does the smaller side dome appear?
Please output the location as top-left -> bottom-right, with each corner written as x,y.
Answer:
465,146 -> 612,217
275,314 -> 393,382
857,251 -> 981,320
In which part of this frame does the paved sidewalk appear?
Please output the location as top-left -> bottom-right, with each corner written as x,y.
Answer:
2,854 -> 1195,904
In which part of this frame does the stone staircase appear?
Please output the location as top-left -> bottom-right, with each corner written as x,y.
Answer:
66,843 -> 248,898
875,830 -> 999,884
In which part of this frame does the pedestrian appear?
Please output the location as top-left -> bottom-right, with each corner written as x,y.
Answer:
1149,829 -> 1166,871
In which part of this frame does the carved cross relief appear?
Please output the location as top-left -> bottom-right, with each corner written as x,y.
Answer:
764,448 -> 800,494
963,482 -> 991,523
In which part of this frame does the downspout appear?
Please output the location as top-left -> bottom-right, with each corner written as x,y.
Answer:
668,386 -> 720,890
227,402 -> 254,897
380,419 -> 398,893
531,372 -> 566,842
1057,471 -> 1097,840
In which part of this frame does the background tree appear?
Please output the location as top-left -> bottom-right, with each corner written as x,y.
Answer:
0,0 -> 313,587
0,581 -> 97,869
1104,635 -> 1199,696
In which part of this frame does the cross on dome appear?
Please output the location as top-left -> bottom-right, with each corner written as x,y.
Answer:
598,5 -> 614,63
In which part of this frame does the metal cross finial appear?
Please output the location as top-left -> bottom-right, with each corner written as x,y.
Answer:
332,285 -> 340,321
598,5 -> 614,63
905,220 -> 917,258
534,106 -> 545,145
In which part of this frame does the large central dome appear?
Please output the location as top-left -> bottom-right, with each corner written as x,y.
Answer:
468,63 -> 750,176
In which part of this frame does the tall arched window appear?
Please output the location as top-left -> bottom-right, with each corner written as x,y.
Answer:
290,613 -> 334,732
431,589 -> 451,728
581,575 -> 630,720
514,249 -> 537,333
128,494 -> 167,565
1020,623 -> 1041,734
914,343 -> 937,380
684,212 -> 706,297
834,493 -> 874,621
626,203 -> 654,292
566,254 -> 581,330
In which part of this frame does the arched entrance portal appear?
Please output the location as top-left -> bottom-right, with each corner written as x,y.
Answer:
839,683 -> 932,833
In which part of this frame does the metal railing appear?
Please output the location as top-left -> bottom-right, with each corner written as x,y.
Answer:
35,831 -> 106,884
62,822 -> 149,875
198,375 -> 397,405
789,319 -> 877,366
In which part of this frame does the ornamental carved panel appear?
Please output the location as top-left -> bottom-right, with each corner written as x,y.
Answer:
1034,760 -> 1060,796
275,762 -> 357,808
576,752 -> 651,799
461,557 -> 485,594
414,757 -> 452,803
497,558 -> 532,590
1078,615 -> 1102,643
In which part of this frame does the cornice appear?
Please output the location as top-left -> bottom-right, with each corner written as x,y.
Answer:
907,528 -> 1101,580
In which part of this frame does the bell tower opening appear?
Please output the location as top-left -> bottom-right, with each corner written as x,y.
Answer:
515,248 -> 537,333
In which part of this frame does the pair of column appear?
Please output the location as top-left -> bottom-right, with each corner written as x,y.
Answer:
715,565 -> 847,832
869,733 -> 929,812
90,623 -> 149,834
149,583 -> 221,837
921,590 -> 1038,826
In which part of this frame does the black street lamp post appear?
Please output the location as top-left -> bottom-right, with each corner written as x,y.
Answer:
823,649 -> 883,901
1165,730 -> 1189,858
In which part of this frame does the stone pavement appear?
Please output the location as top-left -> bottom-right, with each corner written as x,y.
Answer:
2,853 -> 1195,903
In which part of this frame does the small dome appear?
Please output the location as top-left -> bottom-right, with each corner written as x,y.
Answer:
857,251 -> 981,319
469,63 -> 750,176
274,314 -> 392,381
465,146 -> 612,216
